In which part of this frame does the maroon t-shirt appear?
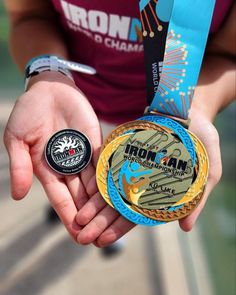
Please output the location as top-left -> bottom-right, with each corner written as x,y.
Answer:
51,0 -> 233,124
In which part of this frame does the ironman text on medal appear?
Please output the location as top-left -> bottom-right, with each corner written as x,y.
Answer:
96,0 -> 215,225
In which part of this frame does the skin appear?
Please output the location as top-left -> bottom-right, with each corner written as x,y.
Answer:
3,0 -> 236,246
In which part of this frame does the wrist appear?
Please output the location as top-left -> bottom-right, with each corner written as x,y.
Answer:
189,102 -> 218,130
25,55 -> 73,90
189,85 -> 220,123
189,104 -> 213,124
24,54 -> 96,91
26,70 -> 76,91
189,54 -> 236,123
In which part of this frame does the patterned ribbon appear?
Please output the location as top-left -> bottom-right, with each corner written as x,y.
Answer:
139,0 -> 216,119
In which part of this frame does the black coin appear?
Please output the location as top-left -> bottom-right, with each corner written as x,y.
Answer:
45,129 -> 92,175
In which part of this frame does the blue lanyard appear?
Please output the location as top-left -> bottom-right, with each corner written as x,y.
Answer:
140,0 -> 216,120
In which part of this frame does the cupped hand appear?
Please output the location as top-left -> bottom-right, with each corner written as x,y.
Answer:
4,71 -> 102,241
179,111 -> 222,231
75,111 -> 223,246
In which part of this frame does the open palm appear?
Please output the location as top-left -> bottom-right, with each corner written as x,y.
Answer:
4,72 -> 102,241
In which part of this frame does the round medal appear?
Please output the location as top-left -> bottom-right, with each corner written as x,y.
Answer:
45,129 -> 92,175
96,116 -> 208,225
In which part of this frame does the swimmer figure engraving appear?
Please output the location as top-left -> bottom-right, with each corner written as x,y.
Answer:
118,161 -> 152,205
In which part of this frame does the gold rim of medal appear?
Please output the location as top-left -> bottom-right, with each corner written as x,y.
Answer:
96,119 -> 209,223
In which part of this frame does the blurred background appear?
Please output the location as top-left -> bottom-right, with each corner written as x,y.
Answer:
0,2 -> 235,295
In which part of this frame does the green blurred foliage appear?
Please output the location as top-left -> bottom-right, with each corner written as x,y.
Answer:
201,104 -> 236,295
0,2 -> 22,96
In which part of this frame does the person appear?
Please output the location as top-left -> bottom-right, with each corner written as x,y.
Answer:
3,0 -> 235,248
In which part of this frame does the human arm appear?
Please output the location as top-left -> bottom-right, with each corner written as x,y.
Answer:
5,0 -> 68,69
179,4 -> 236,231
3,0 -> 102,241
190,3 -> 236,121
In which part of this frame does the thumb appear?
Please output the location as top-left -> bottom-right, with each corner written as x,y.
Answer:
179,133 -> 222,231
4,132 -> 33,200
179,179 -> 214,231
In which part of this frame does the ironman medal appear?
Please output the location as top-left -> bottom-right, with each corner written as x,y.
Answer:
96,0 -> 215,225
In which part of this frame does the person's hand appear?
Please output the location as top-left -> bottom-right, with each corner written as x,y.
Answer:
179,110 -> 222,231
75,109 -> 223,247
75,195 -> 136,247
4,71 -> 102,241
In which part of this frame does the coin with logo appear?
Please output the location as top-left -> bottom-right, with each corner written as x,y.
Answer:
111,129 -> 195,210
45,129 -> 92,175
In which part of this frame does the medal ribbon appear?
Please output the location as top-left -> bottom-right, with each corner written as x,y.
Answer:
139,0 -> 174,103
140,0 -> 216,120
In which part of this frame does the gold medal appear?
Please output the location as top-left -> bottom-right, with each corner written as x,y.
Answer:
96,119 -> 208,222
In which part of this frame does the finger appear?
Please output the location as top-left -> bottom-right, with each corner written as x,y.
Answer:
65,175 -> 89,210
179,150 -> 222,232
4,134 -> 33,200
95,216 -> 135,247
179,168 -> 222,231
68,105 -> 102,166
77,205 -> 120,245
44,178 -> 82,241
78,125 -> 101,197
180,121 -> 222,231
75,192 -> 107,226
81,124 -> 102,166
80,164 -> 98,196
